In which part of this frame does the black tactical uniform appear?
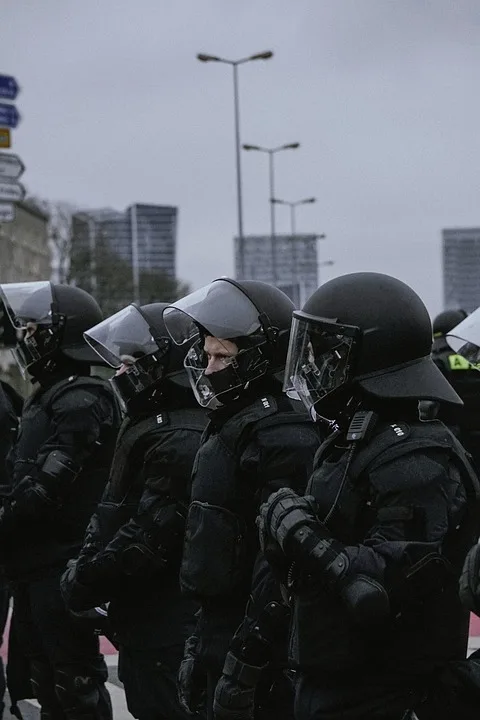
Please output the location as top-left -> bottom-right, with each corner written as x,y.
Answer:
0,380 -> 22,717
0,282 -> 120,720
258,273 -> 480,720
421,309 -> 480,472
163,279 -> 321,719
61,303 -> 207,720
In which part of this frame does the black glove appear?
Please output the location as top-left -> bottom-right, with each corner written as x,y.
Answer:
177,634 -> 208,715
459,543 -> 480,616
213,674 -> 255,719
258,487 -> 319,556
10,476 -> 58,516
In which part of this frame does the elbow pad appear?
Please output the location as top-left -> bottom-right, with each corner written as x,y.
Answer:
292,525 -> 390,624
40,450 -> 82,490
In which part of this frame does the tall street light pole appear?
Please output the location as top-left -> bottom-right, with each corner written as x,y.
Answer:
272,196 -> 316,238
243,143 -> 300,285
197,51 -> 274,276
272,197 -> 316,305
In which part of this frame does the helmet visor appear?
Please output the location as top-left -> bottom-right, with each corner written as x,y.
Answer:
447,307 -> 480,365
184,336 -> 246,410
84,304 -> 160,369
163,280 -> 262,345
283,312 -> 361,415
0,281 -> 54,330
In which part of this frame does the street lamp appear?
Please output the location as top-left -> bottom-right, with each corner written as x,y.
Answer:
243,142 -> 300,285
243,143 -> 300,242
196,51 -> 274,255
272,196 -> 316,238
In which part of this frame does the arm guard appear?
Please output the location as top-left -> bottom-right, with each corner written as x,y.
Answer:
260,488 -> 390,624
2,450 -> 82,523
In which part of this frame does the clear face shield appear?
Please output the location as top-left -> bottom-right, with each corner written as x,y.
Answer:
283,312 -> 361,420
163,280 -> 269,409
0,281 -> 59,376
447,307 -> 480,367
84,304 -> 170,406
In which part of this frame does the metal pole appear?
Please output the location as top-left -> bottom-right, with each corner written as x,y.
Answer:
232,64 -> 244,276
130,204 -> 140,305
88,217 -> 97,296
269,151 -> 277,286
290,204 -> 300,306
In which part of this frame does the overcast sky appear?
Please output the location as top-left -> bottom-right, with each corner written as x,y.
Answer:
3,0 -> 480,315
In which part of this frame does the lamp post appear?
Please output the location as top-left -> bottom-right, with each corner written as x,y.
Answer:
197,51 -> 274,261
272,197 -> 316,305
243,142 -> 300,285
272,196 -> 316,238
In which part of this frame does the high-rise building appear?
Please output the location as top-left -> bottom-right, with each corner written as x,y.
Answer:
71,203 -> 177,311
443,228 -> 480,313
235,234 -> 318,306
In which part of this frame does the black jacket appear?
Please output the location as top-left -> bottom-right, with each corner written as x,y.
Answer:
0,371 -> 120,580
180,388 -> 321,677
290,415 -> 479,681
429,336 -> 480,469
61,393 -> 207,649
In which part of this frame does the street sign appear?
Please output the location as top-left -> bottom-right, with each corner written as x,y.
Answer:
0,202 -> 15,223
0,104 -> 20,129
0,180 -> 25,202
0,129 -> 10,149
0,152 -> 24,180
0,75 -> 20,101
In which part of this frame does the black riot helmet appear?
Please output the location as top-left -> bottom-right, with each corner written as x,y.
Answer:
433,308 -> 468,338
0,281 -> 104,378
284,272 -> 462,420
84,302 -> 188,409
163,278 -> 295,409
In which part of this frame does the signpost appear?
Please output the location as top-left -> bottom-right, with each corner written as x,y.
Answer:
0,181 -> 25,202
0,75 -> 24,222
0,75 -> 20,101
0,104 -> 20,129
0,152 -> 24,180
0,202 -> 15,222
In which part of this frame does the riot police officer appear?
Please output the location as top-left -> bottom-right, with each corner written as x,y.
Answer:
0,281 -> 121,720
258,273 -> 479,720
61,302 -> 207,720
422,308 -> 480,472
0,379 -> 22,718
162,278 -> 321,719
446,308 -> 480,624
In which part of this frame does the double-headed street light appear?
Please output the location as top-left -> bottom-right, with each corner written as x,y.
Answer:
197,51 -> 273,249
242,143 -> 300,244
272,196 -> 316,238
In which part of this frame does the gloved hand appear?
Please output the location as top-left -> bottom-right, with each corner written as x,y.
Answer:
213,676 -> 255,719
459,542 -> 480,616
213,651 -> 265,720
9,476 -> 58,516
258,487 -> 319,556
177,634 -> 208,715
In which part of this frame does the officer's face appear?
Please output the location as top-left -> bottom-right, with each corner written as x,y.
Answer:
203,336 -> 238,375
16,321 -> 38,342
115,354 -> 136,376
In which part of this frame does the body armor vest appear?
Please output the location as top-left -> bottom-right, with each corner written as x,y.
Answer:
5,375 -> 120,577
291,418 -> 480,672
94,406 -> 206,545
180,394 -> 313,600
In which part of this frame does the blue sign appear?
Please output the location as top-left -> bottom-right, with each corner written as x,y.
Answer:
0,104 -> 20,129
0,75 -> 20,101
